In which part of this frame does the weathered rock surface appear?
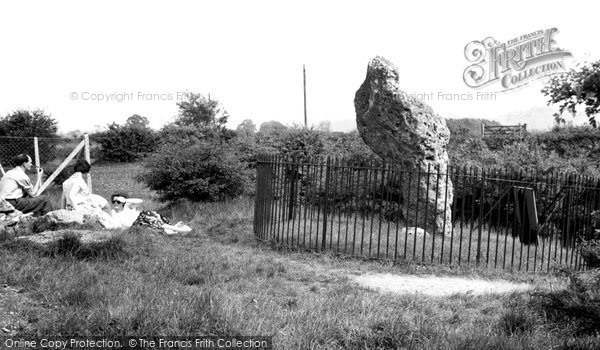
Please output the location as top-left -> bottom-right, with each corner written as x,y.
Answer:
1,209 -> 103,237
16,229 -> 114,246
355,56 -> 453,235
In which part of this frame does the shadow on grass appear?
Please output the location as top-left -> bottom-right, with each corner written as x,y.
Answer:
532,269 -> 600,338
4,232 -> 130,261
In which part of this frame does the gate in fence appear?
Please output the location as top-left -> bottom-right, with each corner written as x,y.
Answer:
253,155 -> 600,272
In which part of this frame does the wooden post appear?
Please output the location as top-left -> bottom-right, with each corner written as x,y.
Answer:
84,133 -> 92,193
303,64 -> 307,128
36,140 -> 85,195
481,123 -> 485,137
33,137 -> 40,169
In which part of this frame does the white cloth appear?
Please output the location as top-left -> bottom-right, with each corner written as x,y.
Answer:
110,206 -> 141,228
61,172 -> 108,211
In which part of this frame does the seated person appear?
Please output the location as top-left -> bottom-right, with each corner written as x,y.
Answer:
0,154 -> 52,216
61,159 -> 108,214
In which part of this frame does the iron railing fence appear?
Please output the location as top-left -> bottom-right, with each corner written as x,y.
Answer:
253,155 -> 600,272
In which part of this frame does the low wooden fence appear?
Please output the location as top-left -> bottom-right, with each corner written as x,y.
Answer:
253,155 -> 600,272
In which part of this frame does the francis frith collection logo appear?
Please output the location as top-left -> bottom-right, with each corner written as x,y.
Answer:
463,28 -> 572,91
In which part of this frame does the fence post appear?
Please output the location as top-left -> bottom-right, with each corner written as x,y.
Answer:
288,160 -> 297,220
476,168 -> 485,265
322,157 -> 331,250
84,133 -> 92,193
33,137 -> 40,170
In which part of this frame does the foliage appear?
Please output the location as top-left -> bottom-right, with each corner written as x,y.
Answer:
0,109 -> 58,137
175,93 -> 228,129
235,119 -> 256,139
125,114 -> 150,129
0,109 -> 58,165
258,120 -> 287,134
542,61 -> 600,127
94,120 -> 158,163
579,239 -> 600,268
138,140 -> 253,202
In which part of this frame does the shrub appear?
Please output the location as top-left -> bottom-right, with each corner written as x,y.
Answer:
580,239 -> 600,268
94,123 -> 158,162
138,140 -> 253,201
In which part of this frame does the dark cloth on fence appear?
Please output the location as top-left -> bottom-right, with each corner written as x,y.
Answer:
6,196 -> 52,216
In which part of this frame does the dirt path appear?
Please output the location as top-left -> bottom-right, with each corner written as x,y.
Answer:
351,273 -> 533,296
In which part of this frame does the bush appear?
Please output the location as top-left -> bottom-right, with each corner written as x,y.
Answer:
94,123 -> 158,162
580,240 -> 600,268
138,140 -> 253,202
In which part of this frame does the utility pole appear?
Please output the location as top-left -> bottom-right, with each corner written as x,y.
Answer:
303,64 -> 307,128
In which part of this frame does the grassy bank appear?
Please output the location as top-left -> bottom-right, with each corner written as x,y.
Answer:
1,197 -> 599,349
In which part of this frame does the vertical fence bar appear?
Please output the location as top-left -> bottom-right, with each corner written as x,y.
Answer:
368,162 -> 378,258
431,164 -> 440,262
386,162 -> 395,259
302,158 -> 312,248
413,166 -> 421,261
440,164 -> 450,264
377,162 -> 387,258
352,165 -> 361,255
517,169 -> 526,272
336,160 -> 345,253
345,163 -> 355,255
458,166 -> 467,266
330,158 -> 340,252
268,155 -> 280,242
394,163 -> 402,261
276,156 -> 288,245
283,159 -> 292,246
421,164 -> 432,263
84,133 -> 92,192
321,157 -> 331,251
308,158 -> 319,250
476,168 -> 485,266
449,166 -> 458,265
360,164 -> 371,256
468,166 -> 477,264
554,172 -> 564,268
404,166 -> 413,261
253,157 -> 262,238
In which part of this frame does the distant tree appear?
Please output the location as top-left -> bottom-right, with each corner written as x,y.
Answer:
0,109 -> 58,137
236,119 -> 256,138
542,61 -> 600,127
258,120 -> 287,134
315,121 -> 331,132
126,114 -> 150,129
96,122 -> 158,162
175,93 -> 228,130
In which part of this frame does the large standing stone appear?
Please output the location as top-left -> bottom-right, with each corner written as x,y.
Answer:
355,56 -> 453,235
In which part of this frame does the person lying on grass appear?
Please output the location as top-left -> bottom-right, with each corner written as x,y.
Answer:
110,193 -> 191,234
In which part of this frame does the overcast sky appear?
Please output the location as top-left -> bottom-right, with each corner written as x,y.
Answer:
0,0 -> 597,133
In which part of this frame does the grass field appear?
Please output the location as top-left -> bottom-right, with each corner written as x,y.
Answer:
1,163 -> 599,349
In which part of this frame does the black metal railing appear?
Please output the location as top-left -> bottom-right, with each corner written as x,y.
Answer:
253,155 -> 600,272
